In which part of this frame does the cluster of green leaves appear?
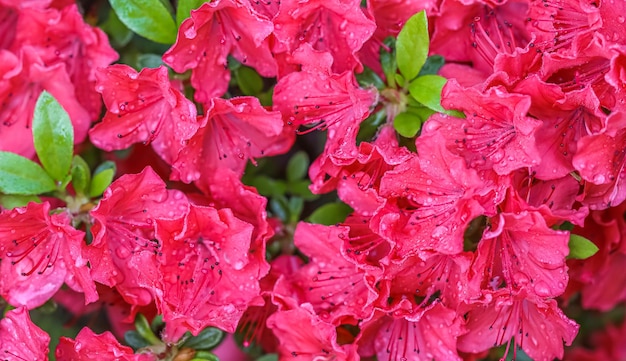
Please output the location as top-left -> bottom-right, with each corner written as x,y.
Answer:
125,314 -> 223,360
357,10 -> 461,139
0,92 -> 114,210
243,151 -> 350,227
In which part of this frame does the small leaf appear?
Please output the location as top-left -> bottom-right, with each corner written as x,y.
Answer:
235,66 -> 264,96
191,351 -> 220,361
88,161 -> 116,198
0,195 -> 41,210
176,0 -> 206,26
307,202 -> 353,225
288,197 -> 304,223
380,36 -> 397,88
110,0 -> 177,44
137,53 -> 164,68
134,314 -> 161,345
408,74 -> 447,113
286,151 -> 309,182
270,196 -> 290,223
182,327 -> 224,351
256,355 -> 278,361
100,9 -> 134,47
394,73 -> 405,88
356,66 -> 385,89
249,176 -> 287,198
0,152 -> 57,195
418,55 -> 445,76
71,155 -> 91,196
32,91 -> 74,182
396,10 -> 429,81
287,180 -> 318,201
393,111 -> 423,138
124,331 -> 150,350
567,234 -> 599,260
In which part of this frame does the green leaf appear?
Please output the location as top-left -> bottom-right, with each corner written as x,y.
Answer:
124,330 -> 151,350
393,111 -> 423,138
88,161 -> 116,198
249,176 -> 287,198
394,73 -> 405,88
286,151 -> 309,182
568,234 -> 599,260
176,0 -> 206,26
380,36 -> 397,88
408,74 -> 447,113
396,10 -> 429,81
256,355 -> 278,361
32,91 -> 74,182
191,351 -> 220,361
235,66 -> 264,96
110,0 -> 177,44
70,155 -> 91,196
0,194 -> 41,210
0,152 -> 57,195
307,202 -> 353,225
288,197 -> 304,223
269,196 -> 290,223
182,327 -> 224,351
100,9 -> 134,47
418,55 -> 445,76
286,180 -> 318,201
356,66 -> 385,90
134,314 -> 161,345
137,53 -> 164,68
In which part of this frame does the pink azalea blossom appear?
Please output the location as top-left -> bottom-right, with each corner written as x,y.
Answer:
0,307 -> 49,361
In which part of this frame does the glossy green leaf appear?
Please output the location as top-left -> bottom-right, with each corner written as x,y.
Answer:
307,202 -> 353,225
100,9 -> 134,47
270,196 -> 290,223
110,0 -> 177,44
288,196 -> 304,223
286,180 -> 318,201
182,327 -> 224,351
256,355 -> 278,361
190,351 -> 219,361
408,74 -> 447,113
88,161 -> 116,198
286,151 -> 309,182
0,194 -> 41,210
176,0 -> 206,25
235,66 -> 264,96
396,10 -> 429,81
124,330 -> 150,350
393,111 -> 422,138
249,176 -> 287,198
71,155 -> 91,196
419,55 -> 445,76
32,91 -> 74,182
356,66 -> 385,90
137,53 -> 164,68
134,314 -> 161,345
0,152 -> 56,195
567,234 -> 599,260
380,36 -> 397,88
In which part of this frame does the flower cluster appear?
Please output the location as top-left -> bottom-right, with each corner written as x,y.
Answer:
0,0 -> 625,360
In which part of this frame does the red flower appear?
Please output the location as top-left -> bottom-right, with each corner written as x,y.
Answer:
155,204 -> 264,341
163,0 -> 276,102
427,80 -> 542,175
13,4 -> 118,120
0,202 -> 97,309
469,210 -> 570,297
266,304 -> 360,360
273,45 -> 378,165
357,301 -> 464,361
56,327 -> 155,361
284,222 -> 378,324
89,65 -> 199,164
458,289 -> 579,361
272,0 -> 375,74
0,307 -> 49,361
171,96 -> 292,183
376,131 -> 493,257
87,167 -> 189,308
0,47 -> 90,157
